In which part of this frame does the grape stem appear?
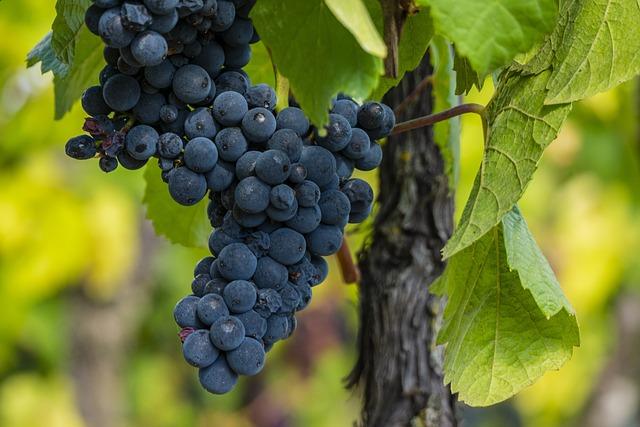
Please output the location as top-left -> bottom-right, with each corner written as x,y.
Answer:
336,239 -> 360,284
391,103 -> 486,135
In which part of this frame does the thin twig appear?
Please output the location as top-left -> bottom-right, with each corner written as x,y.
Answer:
336,239 -> 360,284
391,103 -> 486,135
394,75 -> 433,116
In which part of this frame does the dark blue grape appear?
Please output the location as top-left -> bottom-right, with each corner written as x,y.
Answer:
194,256 -> 216,277
223,280 -> 257,313
183,137 -> 218,173
269,228 -> 306,265
265,198 -> 298,222
172,64 -> 212,104
355,141 -> 383,171
211,0 -> 236,31
214,127 -> 248,161
168,166 -> 208,205
293,282 -> 312,311
223,43 -> 251,69
133,92 -> 165,124
174,295 -> 202,328
103,74 -> 141,112
255,150 -> 290,185
117,56 -> 141,75
199,356 -> 238,394
310,255 -> 328,286
241,108 -> 276,143
150,9 -> 179,33
269,184 -> 296,210
318,189 -> 351,225
235,176 -> 270,214
235,150 -> 260,179
277,283 -> 300,313
183,329 -> 219,367
343,128 -> 371,160
160,104 -> 179,123
221,18 -> 253,46
286,205 -> 321,234
264,314 -> 289,345
192,274 -> 211,296
210,315 -> 245,351
357,101 -> 386,130
99,7 -> 135,48
253,256 -> 288,289
320,173 -> 340,192
169,21 -> 198,43
65,135 -> 96,160
244,84 -> 276,110
205,160 -> 235,192
121,3 -> 153,31
204,278 -> 228,295
145,59 -> 175,89
215,70 -> 250,95
276,107 -> 309,136
197,293 -> 230,325
208,229 -> 238,256
85,5 -> 103,35
99,156 -> 119,173
226,337 -> 265,376
299,146 -> 336,187
217,243 -> 257,280
349,205 -> 372,223
233,204 -> 267,227
125,125 -> 158,160
213,91 -> 248,126
333,153 -> 355,180
244,231 -> 270,257
157,132 -> 183,158
306,224 -> 343,256
341,178 -> 374,212
193,41 -> 225,77
331,99 -> 358,127
144,0 -> 179,15
82,86 -> 111,117
295,180 -> 321,207
99,65 -> 119,86
117,151 -> 148,170
184,108 -> 218,139
267,129 -> 303,162
236,311 -> 267,340
254,288 -> 282,317
317,114 -> 352,152
288,163 -> 307,184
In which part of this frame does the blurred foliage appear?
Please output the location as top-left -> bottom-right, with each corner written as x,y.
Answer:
0,1 -> 639,427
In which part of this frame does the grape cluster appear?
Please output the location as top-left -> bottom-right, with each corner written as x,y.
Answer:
172,96 -> 395,394
65,0 -> 258,180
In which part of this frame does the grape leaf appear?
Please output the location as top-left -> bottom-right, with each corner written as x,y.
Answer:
324,0 -> 386,58
368,4 -> 434,100
545,0 -> 640,104
430,36 -> 460,186
243,41 -> 276,87
419,0 -> 558,78
433,208 -> 579,407
142,165 -> 210,249
251,0 -> 383,126
443,69 -> 572,258
27,32 -> 70,77
52,0 -> 91,65
53,27 -> 104,119
453,51 -> 482,96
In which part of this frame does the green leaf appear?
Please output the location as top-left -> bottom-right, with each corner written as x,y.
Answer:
324,0 -> 386,58
27,32 -> 70,77
53,27 -> 104,119
243,41 -> 276,87
142,165 -> 210,249
545,0 -> 640,104
369,5 -> 434,100
433,208 -> 579,407
443,69 -> 572,258
251,0 -> 383,125
52,0 -> 91,65
420,0 -> 558,77
453,50 -> 482,96
430,36 -> 460,186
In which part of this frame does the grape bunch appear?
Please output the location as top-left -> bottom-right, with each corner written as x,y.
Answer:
172,96 -> 395,394
65,0 -> 258,181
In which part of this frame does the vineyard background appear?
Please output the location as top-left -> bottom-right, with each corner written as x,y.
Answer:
1,1 -> 640,426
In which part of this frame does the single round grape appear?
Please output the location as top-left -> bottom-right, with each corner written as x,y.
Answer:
65,135 -> 96,160
334,153 -> 355,180
184,137 -> 218,173
319,190 -> 351,225
85,5 -> 103,36
235,176 -> 270,214
331,99 -> 358,127
205,160 -> 235,192
233,205 -> 267,228
267,129 -> 303,162
269,184 -> 296,210
236,311 -> 267,340
255,150 -> 290,185
223,43 -> 251,69
213,91 -> 248,126
215,70 -> 250,95
208,229 -> 238,257
295,180 -> 321,207
150,9 -> 179,33
168,167 -> 208,205
157,132 -> 183,159
192,274 -> 211,297
226,337 -> 265,376
193,41 -> 225,77
174,295 -> 202,328
210,315 -> 245,351
235,150 -> 260,180
144,0 -> 179,15
355,142 -> 383,171
99,65 -> 119,86
269,228 -> 306,266
310,255 -> 328,286
98,7 -> 135,48
307,224 -> 344,256
286,205 -> 322,234
103,47 -> 120,67
223,280 -> 257,314
99,156 -> 118,173
211,0 -> 236,31
357,101 -> 386,130
160,104 -> 179,123
204,278 -> 228,295
103,74 -> 141,112
117,151 -> 148,170
197,293 -> 230,326
288,163 -> 307,184
144,59 -> 175,89
217,243 -> 257,280
183,329 -> 219,367
172,64 -> 213,104
293,282 -> 312,311
117,57 -> 141,75
266,198 -> 298,222
343,128 -> 371,160
253,256 -> 288,289
194,256 -> 216,277
244,83 -> 277,110
221,18 -> 253,46
318,113 -> 352,152
299,146 -> 336,187
264,314 -> 290,345
125,125 -> 158,160
349,204 -> 373,224
198,356 -> 238,394
184,108 -> 218,139
241,108 -> 276,143
214,127 -> 248,161
276,107 -> 310,136
341,178 -> 374,212
82,86 -> 112,117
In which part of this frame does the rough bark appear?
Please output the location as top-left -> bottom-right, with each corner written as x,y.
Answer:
68,221 -> 158,427
347,53 -> 459,427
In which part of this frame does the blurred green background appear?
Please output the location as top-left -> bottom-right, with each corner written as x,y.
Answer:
1,2 -> 639,426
